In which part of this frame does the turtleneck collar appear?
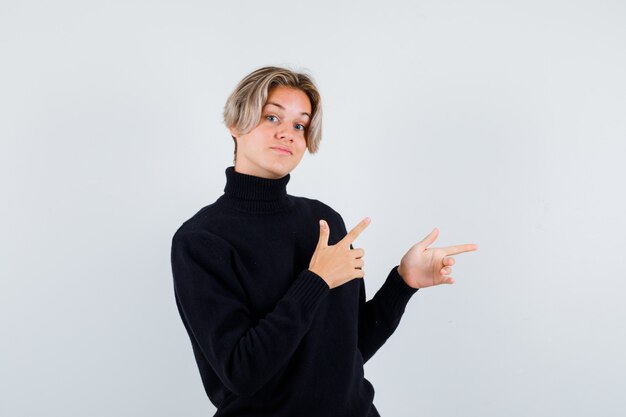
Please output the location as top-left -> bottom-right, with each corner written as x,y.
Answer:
219,166 -> 294,213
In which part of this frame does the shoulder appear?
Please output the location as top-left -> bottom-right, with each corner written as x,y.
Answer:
175,198 -> 222,231
289,195 -> 347,234
291,195 -> 343,219
171,202 -> 232,257
172,226 -> 229,257
170,226 -> 236,281
172,195 -> 236,241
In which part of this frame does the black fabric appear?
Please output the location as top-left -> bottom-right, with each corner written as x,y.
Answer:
171,166 -> 418,416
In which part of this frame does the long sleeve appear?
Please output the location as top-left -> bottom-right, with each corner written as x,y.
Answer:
331,211 -> 418,364
356,262 -> 418,363
171,229 -> 330,398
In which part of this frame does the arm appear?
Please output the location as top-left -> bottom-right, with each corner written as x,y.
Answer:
355,259 -> 418,363
331,211 -> 418,363
171,229 -> 330,397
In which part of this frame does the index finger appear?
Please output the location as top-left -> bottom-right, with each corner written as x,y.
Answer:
338,217 -> 371,247
443,243 -> 478,256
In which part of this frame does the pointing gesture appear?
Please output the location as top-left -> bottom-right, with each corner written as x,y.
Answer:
309,217 -> 371,289
397,227 -> 478,289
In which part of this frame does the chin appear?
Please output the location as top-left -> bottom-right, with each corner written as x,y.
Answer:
268,167 -> 291,178
266,161 -> 295,177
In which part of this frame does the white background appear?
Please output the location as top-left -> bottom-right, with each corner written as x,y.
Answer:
1,0 -> 625,416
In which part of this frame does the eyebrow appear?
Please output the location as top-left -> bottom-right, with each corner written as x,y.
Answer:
264,102 -> 311,119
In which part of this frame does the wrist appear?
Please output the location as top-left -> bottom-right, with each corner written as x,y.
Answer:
397,265 -> 421,289
308,268 -> 330,289
396,265 -> 404,279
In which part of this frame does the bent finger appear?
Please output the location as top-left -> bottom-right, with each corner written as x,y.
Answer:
443,276 -> 455,284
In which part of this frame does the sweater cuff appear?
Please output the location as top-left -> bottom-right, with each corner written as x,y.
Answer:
377,265 -> 418,315
285,269 -> 330,316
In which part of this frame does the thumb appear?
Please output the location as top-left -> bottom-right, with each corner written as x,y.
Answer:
317,219 -> 330,248
418,227 -> 439,249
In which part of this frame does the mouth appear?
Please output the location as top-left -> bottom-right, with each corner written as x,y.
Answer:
271,147 -> 292,155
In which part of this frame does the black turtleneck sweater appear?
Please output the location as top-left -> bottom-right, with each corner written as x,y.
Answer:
170,166 -> 418,417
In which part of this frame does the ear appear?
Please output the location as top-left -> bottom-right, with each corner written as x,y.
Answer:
228,125 -> 239,139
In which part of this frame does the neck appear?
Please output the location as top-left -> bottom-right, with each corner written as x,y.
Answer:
220,166 -> 294,213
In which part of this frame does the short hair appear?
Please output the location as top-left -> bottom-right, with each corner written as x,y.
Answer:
223,66 -> 323,163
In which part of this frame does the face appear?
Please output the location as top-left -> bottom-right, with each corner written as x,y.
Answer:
230,85 -> 312,179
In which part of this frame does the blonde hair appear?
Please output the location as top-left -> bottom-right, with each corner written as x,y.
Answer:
223,66 -> 323,163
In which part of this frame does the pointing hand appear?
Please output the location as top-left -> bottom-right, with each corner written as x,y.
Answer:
397,227 -> 477,289
309,217 -> 370,289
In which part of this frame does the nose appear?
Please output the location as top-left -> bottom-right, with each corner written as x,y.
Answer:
274,123 -> 294,142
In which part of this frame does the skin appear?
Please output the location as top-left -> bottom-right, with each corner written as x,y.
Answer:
229,85 -> 478,289
230,85 -> 311,179
395,227 -> 478,289
310,219 -> 477,290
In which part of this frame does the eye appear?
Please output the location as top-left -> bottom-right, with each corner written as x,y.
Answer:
295,124 -> 306,131
266,114 -> 278,122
